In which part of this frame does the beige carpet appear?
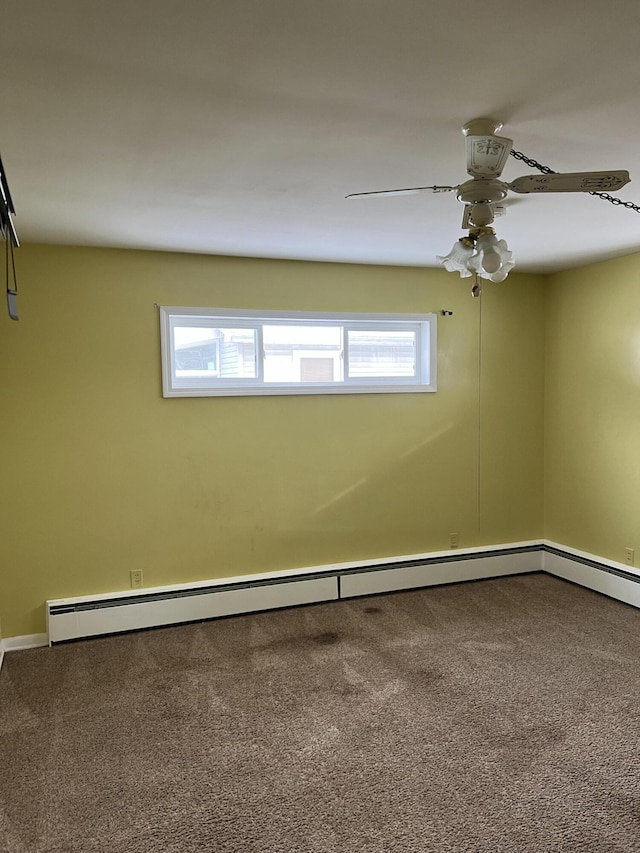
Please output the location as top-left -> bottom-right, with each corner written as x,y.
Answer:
1,573 -> 640,852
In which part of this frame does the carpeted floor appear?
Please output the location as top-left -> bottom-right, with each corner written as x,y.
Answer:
1,573 -> 640,852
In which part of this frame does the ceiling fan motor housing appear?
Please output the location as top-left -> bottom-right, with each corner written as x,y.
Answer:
462,118 -> 504,137
456,179 -> 509,205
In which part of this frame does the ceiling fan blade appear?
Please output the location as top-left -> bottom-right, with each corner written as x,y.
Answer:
465,135 -> 513,179
346,185 -> 457,199
509,170 -> 630,194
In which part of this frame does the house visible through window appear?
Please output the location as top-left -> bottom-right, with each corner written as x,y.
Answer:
160,308 -> 436,397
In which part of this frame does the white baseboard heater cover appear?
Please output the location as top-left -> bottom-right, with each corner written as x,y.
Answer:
339,549 -> 538,598
542,544 -> 640,610
48,576 -> 339,644
46,544 -> 541,645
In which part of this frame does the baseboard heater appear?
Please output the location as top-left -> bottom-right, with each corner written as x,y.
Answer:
46,545 -> 540,645
542,544 -> 640,608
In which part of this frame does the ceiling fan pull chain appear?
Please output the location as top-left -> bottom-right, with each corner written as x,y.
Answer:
510,149 -> 640,213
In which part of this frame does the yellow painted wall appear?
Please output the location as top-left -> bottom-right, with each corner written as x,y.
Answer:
0,245 -> 545,637
477,277 -> 546,545
545,253 -> 640,562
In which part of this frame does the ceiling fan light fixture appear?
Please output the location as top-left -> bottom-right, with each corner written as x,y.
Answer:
436,238 -> 475,277
439,230 -> 514,283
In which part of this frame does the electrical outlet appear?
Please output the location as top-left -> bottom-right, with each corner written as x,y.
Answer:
130,569 -> 143,588
625,548 -> 634,566
450,532 -> 459,549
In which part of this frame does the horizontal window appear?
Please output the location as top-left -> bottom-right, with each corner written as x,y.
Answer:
160,308 -> 436,397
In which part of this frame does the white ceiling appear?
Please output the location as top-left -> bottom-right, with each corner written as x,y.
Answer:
2,0 -> 640,273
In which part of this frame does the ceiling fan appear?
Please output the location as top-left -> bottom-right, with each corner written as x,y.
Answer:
347,118 -> 631,284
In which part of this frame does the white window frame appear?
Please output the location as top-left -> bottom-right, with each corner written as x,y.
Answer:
160,307 -> 437,398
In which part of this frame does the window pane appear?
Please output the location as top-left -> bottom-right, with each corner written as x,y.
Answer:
173,326 -> 257,378
263,324 -> 343,382
161,308 -> 436,397
347,330 -> 417,378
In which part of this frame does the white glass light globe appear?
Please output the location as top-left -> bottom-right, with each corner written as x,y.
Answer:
437,240 -> 475,277
481,250 -> 502,274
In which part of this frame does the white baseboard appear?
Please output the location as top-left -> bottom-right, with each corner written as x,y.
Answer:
4,633 -> 49,651
0,634 -> 49,670
0,634 -> 49,674
2,634 -> 49,653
